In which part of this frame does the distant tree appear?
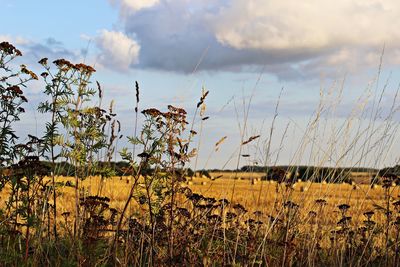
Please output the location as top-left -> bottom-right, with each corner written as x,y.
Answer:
186,168 -> 194,177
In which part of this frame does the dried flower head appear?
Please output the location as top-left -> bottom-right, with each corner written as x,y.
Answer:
40,72 -> 49,78
0,41 -> 22,56
284,201 -> 299,209
75,63 -> 96,74
20,65 -> 38,80
53,59 -> 73,69
316,199 -> 327,205
61,211 -> 71,218
142,108 -> 163,117
38,57 -> 48,66
7,85 -> 23,95
337,216 -> 352,226
338,204 -> 350,212
363,211 -> 374,220
167,104 -> 186,115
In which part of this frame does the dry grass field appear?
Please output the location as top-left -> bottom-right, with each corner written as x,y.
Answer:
1,172 -> 400,265
3,172 -> 395,226
190,175 -> 398,224
17,173 -> 395,228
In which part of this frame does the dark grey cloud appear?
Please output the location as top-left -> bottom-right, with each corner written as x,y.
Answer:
25,42 -> 78,62
2,36 -> 82,66
45,37 -> 63,46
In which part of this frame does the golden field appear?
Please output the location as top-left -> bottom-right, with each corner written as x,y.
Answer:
2,172 -> 392,226
1,173 -> 399,265
2,171 -> 397,226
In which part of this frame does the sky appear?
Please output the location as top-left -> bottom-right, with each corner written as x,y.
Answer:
2,0 -> 400,170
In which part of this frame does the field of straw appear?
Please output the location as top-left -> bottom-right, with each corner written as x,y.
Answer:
43,173 -> 400,225
2,172 -> 400,265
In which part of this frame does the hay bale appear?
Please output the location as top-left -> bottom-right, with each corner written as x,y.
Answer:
251,179 -> 257,185
187,181 -> 194,185
201,181 -> 207,185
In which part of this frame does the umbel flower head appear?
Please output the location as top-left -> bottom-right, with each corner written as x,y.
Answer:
0,41 -> 22,56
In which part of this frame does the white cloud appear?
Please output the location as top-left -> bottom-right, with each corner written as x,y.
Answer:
212,0 -> 400,51
122,0 -> 159,11
95,30 -> 140,71
109,0 -> 160,16
0,35 -> 31,46
107,0 -> 400,79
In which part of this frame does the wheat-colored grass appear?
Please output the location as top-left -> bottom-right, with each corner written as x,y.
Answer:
1,173 -> 390,227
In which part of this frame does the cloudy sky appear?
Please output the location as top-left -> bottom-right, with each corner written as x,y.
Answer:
2,0 -> 400,169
